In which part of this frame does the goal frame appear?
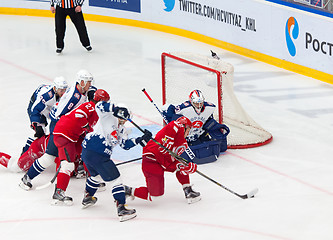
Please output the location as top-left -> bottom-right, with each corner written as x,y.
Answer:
161,52 -> 273,149
162,52 -> 224,123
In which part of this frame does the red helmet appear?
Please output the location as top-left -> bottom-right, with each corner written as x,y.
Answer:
175,116 -> 192,129
93,89 -> 110,102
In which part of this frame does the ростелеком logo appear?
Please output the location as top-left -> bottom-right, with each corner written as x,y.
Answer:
285,17 -> 299,57
163,0 -> 175,12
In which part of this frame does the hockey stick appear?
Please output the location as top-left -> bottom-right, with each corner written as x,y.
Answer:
127,118 -> 258,199
35,161 -> 61,190
115,157 -> 142,166
36,148 -> 70,190
142,88 -> 169,124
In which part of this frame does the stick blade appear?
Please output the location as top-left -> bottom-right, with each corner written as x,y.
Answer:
246,188 -> 259,199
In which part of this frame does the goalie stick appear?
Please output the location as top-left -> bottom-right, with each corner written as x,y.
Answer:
36,148 -> 70,190
126,118 -> 258,199
142,88 -> 169,124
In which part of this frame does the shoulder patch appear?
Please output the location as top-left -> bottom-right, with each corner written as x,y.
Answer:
48,91 -> 54,98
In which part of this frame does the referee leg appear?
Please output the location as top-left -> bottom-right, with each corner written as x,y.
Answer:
55,6 -> 67,49
69,10 -> 91,47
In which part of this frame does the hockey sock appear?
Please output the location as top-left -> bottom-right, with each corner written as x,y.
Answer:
21,137 -> 35,156
133,187 -> 151,201
56,172 -> 71,191
27,153 -> 55,179
112,184 -> 126,205
85,176 -> 99,196
27,159 -> 46,179
176,171 -> 190,185
56,161 -> 75,191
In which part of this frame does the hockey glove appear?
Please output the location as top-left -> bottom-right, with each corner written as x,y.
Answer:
176,162 -> 197,175
113,107 -> 130,120
32,123 -> 45,139
135,129 -> 152,147
220,124 -> 230,135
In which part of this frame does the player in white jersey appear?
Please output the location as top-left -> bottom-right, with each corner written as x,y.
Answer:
163,90 -> 230,164
81,102 -> 152,221
28,76 -> 68,139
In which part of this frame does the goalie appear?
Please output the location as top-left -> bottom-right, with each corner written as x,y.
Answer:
162,89 -> 229,164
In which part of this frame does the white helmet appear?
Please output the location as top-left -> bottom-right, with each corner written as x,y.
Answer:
53,76 -> 68,90
189,90 -> 205,114
77,69 -> 94,84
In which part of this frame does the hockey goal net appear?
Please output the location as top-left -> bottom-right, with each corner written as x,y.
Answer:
161,52 -> 272,149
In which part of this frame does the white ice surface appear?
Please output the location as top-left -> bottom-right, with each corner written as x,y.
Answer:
0,15 -> 333,240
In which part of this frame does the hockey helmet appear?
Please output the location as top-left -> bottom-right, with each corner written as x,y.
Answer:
93,89 -> 110,102
189,90 -> 204,113
53,76 -> 68,90
175,116 -> 192,129
77,69 -> 94,84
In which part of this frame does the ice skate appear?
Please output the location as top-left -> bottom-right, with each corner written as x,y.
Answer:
183,185 -> 201,204
82,192 -> 97,209
116,201 -> 136,222
75,163 -> 86,179
85,46 -> 92,52
52,187 -> 73,206
124,185 -> 135,200
56,48 -> 63,54
19,173 -> 32,190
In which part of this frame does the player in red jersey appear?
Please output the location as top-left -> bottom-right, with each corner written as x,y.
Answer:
50,89 -> 110,205
0,135 -> 50,172
125,116 -> 201,204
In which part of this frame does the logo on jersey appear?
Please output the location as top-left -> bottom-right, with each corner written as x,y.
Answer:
285,17 -> 299,57
74,93 -> 80,99
163,0 -> 175,12
192,120 -> 203,128
111,130 -> 118,140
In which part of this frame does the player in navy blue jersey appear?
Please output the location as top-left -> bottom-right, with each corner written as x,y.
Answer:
81,102 -> 151,221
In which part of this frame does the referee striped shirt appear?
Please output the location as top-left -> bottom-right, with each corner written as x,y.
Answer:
50,0 -> 84,8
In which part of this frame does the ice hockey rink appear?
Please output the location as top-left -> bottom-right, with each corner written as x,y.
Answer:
0,14 -> 333,240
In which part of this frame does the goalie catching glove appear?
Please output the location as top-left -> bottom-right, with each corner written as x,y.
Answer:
135,129 -> 153,147
176,162 -> 197,175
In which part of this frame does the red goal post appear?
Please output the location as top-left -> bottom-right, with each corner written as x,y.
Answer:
161,52 -> 272,149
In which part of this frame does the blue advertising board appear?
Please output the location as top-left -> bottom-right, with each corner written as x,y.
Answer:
89,0 -> 141,13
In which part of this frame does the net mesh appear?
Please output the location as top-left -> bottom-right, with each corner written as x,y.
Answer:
162,52 -> 272,148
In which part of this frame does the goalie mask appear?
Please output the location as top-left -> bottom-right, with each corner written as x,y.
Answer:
189,90 -> 205,114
